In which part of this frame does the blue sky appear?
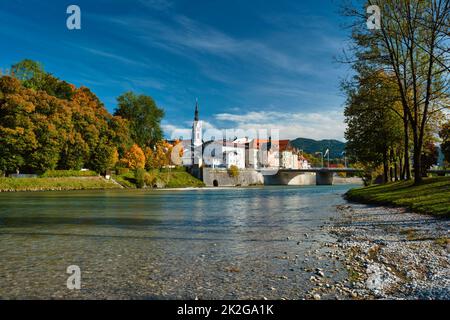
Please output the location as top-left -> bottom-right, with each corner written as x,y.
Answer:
0,0 -> 352,141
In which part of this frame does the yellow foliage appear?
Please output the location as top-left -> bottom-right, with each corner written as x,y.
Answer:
120,144 -> 146,169
145,140 -> 177,169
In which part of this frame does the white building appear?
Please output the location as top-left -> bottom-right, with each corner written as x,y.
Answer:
180,103 -> 310,171
203,141 -> 246,169
191,100 -> 203,168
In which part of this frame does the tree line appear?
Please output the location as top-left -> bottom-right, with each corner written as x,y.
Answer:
342,0 -> 449,184
0,59 -> 173,176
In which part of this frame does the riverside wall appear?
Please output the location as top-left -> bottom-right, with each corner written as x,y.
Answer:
202,168 -> 264,187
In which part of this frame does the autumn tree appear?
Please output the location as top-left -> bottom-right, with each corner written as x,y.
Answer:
0,60 -> 167,175
145,140 -> 174,170
120,144 -> 146,170
0,62 -> 137,174
0,77 -> 38,173
109,116 -> 133,158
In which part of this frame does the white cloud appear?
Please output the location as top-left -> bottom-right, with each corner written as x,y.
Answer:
215,110 -> 346,141
76,46 -> 150,68
101,14 -> 320,79
163,110 -> 346,142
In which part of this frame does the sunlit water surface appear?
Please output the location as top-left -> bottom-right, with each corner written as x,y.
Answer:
0,185 -> 356,299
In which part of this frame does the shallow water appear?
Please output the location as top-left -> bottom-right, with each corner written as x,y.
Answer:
0,185 -> 356,299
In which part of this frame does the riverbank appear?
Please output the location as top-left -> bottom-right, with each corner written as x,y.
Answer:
312,204 -> 449,300
346,177 -> 450,217
0,169 -> 205,192
113,169 -> 205,189
0,176 -> 122,192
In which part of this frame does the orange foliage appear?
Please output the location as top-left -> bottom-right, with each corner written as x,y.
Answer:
120,144 -> 146,169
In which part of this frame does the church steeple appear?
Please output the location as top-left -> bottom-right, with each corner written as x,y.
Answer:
194,98 -> 199,121
191,98 -> 203,168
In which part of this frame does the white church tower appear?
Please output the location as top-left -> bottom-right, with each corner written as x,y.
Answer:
191,99 -> 203,167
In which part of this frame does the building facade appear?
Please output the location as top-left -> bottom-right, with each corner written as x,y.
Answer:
181,102 -> 310,171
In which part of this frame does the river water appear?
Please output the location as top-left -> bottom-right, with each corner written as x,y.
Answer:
0,185 -> 356,299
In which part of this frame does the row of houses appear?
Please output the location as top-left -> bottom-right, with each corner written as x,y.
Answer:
178,137 -> 311,170
170,102 -> 311,170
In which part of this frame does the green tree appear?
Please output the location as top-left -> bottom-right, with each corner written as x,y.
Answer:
90,140 -> 118,174
114,92 -> 164,148
342,0 -> 449,184
11,59 -> 74,100
344,71 -> 404,183
11,59 -> 45,90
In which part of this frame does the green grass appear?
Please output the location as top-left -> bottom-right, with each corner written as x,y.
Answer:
40,170 -> 98,178
161,171 -> 205,188
113,169 -> 205,189
346,177 -> 450,217
0,177 -> 120,192
112,171 -> 137,189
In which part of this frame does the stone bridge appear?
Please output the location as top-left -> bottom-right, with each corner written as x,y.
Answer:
260,168 -> 364,186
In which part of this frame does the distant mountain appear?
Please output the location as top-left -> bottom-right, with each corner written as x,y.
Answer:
289,138 -> 346,159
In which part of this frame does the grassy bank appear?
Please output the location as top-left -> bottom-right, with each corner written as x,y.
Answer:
161,171 -> 205,188
346,177 -> 450,217
0,176 -> 121,192
113,168 -> 205,189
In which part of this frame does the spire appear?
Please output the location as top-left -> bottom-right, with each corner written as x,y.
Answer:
194,98 -> 199,121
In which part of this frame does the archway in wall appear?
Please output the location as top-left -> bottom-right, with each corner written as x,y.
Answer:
213,180 -> 219,187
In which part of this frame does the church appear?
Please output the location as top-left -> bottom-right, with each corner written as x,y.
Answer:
180,101 -> 309,172
181,101 -> 246,170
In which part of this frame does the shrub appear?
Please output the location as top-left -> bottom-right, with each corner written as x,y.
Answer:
116,167 -> 130,175
40,170 -> 97,178
144,171 -> 157,187
134,168 -> 146,188
227,165 -> 240,178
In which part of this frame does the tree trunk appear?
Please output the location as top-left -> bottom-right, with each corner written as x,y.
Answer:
412,130 -> 422,184
394,160 -> 398,181
383,149 -> 389,183
403,116 -> 411,180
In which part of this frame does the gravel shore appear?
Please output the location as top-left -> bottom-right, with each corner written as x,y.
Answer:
310,204 -> 450,300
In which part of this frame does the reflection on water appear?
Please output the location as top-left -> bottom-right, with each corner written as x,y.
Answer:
0,185 -> 355,299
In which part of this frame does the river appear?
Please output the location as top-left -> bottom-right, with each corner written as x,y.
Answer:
0,185 -> 357,299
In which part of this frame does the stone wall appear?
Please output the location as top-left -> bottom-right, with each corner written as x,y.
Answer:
202,168 -> 364,187
333,176 -> 364,185
202,168 -> 264,187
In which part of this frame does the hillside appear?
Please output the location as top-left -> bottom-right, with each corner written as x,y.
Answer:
289,137 -> 346,158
